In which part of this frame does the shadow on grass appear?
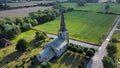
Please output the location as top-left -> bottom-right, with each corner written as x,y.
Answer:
71,54 -> 81,68
58,52 -> 88,68
30,39 -> 41,47
58,52 -> 76,68
0,51 -> 22,67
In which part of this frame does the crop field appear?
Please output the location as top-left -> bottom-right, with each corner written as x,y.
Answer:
0,6 -> 51,18
62,3 -> 120,14
7,1 -> 54,8
34,11 -> 117,44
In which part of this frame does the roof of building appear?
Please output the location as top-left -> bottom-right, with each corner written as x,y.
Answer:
39,47 -> 55,58
46,38 -> 67,51
0,38 -> 10,47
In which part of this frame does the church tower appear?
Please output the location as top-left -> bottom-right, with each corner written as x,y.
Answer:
58,11 -> 69,42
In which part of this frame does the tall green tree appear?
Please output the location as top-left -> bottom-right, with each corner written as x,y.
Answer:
102,56 -> 115,68
5,17 -> 15,25
106,43 -> 117,57
105,3 -> 110,13
35,31 -> 47,41
77,0 -> 86,6
16,39 -> 29,52
1,24 -> 21,39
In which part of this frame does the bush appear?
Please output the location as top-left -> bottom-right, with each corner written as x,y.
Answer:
72,46 -> 78,52
67,45 -> 73,50
41,62 -> 47,68
1,24 -> 21,39
36,66 -> 41,68
106,43 -> 117,57
111,38 -> 118,43
78,47 -> 83,54
89,48 -> 96,53
83,48 -> 88,52
102,56 -> 115,68
46,62 -> 52,68
67,8 -> 74,12
31,19 -> 38,26
16,39 -> 29,52
77,0 -> 86,6
35,31 -> 47,41
86,49 -> 94,57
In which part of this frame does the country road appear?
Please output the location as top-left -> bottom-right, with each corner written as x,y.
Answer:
86,16 -> 120,68
47,34 -> 99,49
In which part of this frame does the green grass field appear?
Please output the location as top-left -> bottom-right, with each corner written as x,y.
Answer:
62,3 -> 120,14
0,30 -> 43,68
34,11 -> 117,44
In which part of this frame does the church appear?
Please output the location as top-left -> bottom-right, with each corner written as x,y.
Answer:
36,11 -> 69,62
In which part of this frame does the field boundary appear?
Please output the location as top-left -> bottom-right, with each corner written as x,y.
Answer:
103,15 -> 120,42
32,28 -> 99,46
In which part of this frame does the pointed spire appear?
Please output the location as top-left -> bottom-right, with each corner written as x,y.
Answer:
60,9 -> 66,31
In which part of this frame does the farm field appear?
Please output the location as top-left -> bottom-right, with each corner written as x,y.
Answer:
0,6 -> 51,18
34,11 -> 117,45
7,1 -> 54,8
62,3 -> 120,14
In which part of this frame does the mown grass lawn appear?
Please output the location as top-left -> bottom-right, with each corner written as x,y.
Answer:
62,3 -> 120,14
34,11 -> 117,44
0,30 -> 43,68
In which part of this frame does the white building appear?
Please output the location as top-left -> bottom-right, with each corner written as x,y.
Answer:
36,11 -> 69,62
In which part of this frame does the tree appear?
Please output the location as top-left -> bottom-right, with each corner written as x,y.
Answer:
0,18 -> 6,31
31,19 -> 38,26
102,56 -> 115,68
106,43 -> 117,57
40,62 -> 52,68
67,45 -> 73,51
36,66 -> 41,68
15,17 -> 25,26
116,0 -> 120,3
86,0 -> 98,3
35,31 -> 47,41
16,39 -> 29,52
20,23 -> 32,32
41,62 -> 47,68
111,38 -> 118,43
83,48 -> 88,52
24,17 -> 33,24
5,17 -> 15,25
46,62 -> 52,68
86,49 -> 94,57
72,46 -> 78,52
78,47 -> 83,54
89,48 -> 96,53
1,24 -> 21,39
105,3 -> 110,13
77,0 -> 86,6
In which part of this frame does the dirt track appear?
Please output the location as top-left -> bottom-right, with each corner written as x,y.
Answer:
0,6 -> 51,18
